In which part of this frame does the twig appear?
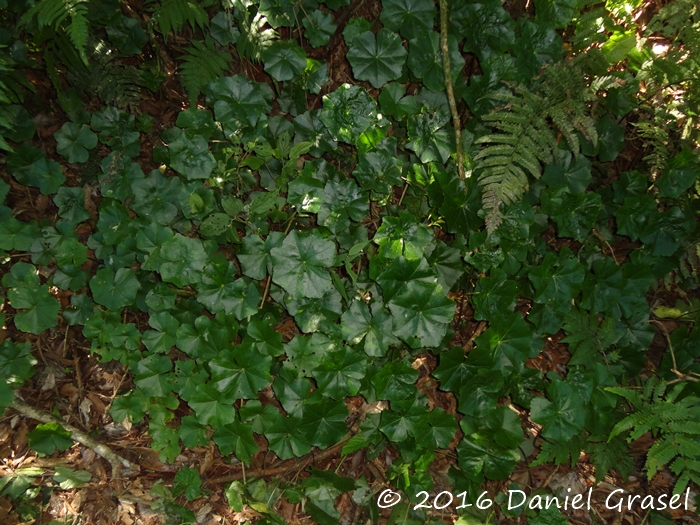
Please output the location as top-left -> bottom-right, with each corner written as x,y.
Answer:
649,319 -> 699,384
206,436 -> 352,485
438,0 -> 465,181
10,395 -> 139,490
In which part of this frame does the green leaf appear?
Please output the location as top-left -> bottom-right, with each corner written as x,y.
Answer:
213,418 -> 258,463
27,422 -> 73,455
263,41 -> 307,81
210,346 -> 272,400
273,376 -> 313,417
53,466 -> 92,489
530,379 -> 586,442
457,433 -> 520,480
300,396 -> 349,448
458,371 -> 504,418
7,145 -> 65,195
379,396 -> 427,442
265,414 -> 312,459
285,287 -> 343,334
528,248 -> 585,306
4,264 -> 60,334
0,340 -> 36,388
374,212 -> 432,260
188,383 -> 237,428
433,346 -> 473,393
131,170 -> 182,225
134,354 -> 172,398
471,268 -> 517,321
407,32 -> 464,93
541,187 -> 602,240
343,17 -> 371,46
406,107 -> 454,163
54,123 -> 97,163
352,137 -> 403,198
320,84 -> 379,144
656,149 -> 700,199
318,179 -> 368,233
167,132 -> 215,180
197,257 -> 260,319
243,319 -> 284,357
474,314 -> 535,376
173,466 -> 203,501
106,15 -> 148,54
340,301 -> 398,356
238,232 -> 284,280
177,315 -> 232,360
372,360 -> 419,401
542,151 -> 592,194
388,280 -> 455,349
270,230 -> 336,299
89,268 -> 141,311
54,187 -> 90,224
294,109 -> 337,157
303,10 -> 336,47
534,0 -> 580,29
601,29 -> 636,63
206,75 -> 270,131
346,29 -> 407,89
210,11 -> 239,45
178,415 -> 208,448
413,408 -> 458,449
453,2 -> 515,59
142,311 -> 179,354
159,234 -> 208,288
373,255 -> 436,302
378,83 -> 419,120
313,347 -> 366,399
380,0 -> 436,39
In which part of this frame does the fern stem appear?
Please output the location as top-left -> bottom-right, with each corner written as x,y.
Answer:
438,0 -> 465,181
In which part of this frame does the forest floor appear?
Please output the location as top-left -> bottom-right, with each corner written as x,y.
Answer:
1,0 -> 699,523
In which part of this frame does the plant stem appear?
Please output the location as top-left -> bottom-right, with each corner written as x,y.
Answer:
439,0 -> 465,181
10,395 -> 139,489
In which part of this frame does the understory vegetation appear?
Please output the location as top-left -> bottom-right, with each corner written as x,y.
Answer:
0,0 -> 699,523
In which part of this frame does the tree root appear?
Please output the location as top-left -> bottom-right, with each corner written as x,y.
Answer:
11,395 -> 139,491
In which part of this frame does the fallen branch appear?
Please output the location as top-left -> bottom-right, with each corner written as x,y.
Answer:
438,0 -> 466,180
207,436 -> 352,485
11,394 -> 139,489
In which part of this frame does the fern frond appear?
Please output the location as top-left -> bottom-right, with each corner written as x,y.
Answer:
149,0 -> 209,39
179,38 -> 232,104
646,437 -> 679,478
237,12 -> 277,63
474,57 -> 612,234
21,0 -> 90,63
608,377 -> 700,490
605,386 -> 643,408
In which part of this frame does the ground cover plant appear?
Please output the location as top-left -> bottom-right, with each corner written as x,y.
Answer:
0,0 -> 699,523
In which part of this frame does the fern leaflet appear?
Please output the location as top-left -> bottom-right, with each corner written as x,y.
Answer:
179,38 -> 232,104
